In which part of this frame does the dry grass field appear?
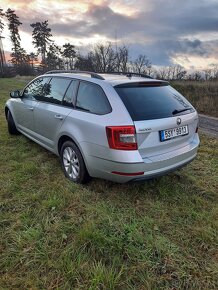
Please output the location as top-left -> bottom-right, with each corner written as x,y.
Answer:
173,80 -> 218,117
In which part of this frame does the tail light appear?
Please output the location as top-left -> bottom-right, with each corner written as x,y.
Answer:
106,126 -> 137,150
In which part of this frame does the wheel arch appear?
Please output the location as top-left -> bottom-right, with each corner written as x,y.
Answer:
5,106 -> 9,119
57,134 -> 91,175
57,135 -> 76,155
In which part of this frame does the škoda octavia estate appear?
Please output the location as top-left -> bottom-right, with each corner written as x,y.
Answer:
5,71 -> 199,183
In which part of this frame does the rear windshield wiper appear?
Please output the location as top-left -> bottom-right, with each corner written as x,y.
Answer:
172,108 -> 193,115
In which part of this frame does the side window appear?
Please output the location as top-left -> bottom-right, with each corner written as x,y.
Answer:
62,80 -> 79,107
23,77 -> 49,100
76,82 -> 111,114
44,77 -> 71,104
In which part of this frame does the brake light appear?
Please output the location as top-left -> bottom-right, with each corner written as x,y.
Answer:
106,126 -> 137,150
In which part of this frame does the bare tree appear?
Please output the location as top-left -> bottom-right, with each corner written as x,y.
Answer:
156,66 -> 167,79
92,43 -> 117,72
75,43 -> 153,75
193,71 -> 202,81
155,65 -> 186,80
131,54 -> 152,74
210,64 -> 218,79
174,65 -> 187,80
75,52 -> 95,71
203,69 -> 213,80
116,45 -> 129,72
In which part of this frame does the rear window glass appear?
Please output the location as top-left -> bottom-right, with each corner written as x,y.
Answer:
76,81 -> 111,115
115,84 -> 194,121
62,80 -> 79,107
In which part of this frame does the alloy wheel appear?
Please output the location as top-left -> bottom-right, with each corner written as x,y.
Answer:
62,146 -> 80,179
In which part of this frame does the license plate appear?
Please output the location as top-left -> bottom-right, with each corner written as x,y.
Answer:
160,125 -> 188,142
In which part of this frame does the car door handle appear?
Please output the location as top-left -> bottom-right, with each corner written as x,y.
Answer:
28,107 -> 34,111
54,114 -> 63,120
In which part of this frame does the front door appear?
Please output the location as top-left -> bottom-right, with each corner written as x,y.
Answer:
13,77 -> 50,137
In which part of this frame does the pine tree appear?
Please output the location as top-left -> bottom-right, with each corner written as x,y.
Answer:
0,8 -> 4,35
5,8 -> 22,65
28,52 -> 38,68
30,20 -> 52,66
47,44 -> 63,70
62,43 -> 76,69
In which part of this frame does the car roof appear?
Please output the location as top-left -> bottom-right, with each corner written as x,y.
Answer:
43,71 -> 167,87
98,74 -> 166,86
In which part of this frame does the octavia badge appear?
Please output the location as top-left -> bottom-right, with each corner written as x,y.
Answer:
177,117 -> 181,125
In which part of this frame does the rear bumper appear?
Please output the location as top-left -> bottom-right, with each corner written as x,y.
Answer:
130,156 -> 195,182
85,136 -> 199,183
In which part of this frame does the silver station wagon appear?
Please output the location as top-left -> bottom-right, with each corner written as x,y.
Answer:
5,71 -> 200,183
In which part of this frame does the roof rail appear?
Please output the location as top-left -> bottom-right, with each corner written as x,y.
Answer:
44,70 -> 153,80
100,71 -> 153,79
44,70 -> 104,80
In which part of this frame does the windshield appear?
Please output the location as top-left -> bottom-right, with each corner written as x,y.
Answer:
115,84 -> 194,121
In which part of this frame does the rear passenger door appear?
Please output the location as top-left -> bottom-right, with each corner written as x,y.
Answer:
67,80 -> 112,147
34,77 -> 78,149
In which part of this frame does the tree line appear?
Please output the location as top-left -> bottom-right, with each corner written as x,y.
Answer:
0,7 -> 218,80
0,8 -> 153,76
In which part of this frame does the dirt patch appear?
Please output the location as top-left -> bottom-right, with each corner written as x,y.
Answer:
199,114 -> 218,138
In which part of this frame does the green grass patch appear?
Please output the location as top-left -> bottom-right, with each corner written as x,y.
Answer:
0,78 -> 218,289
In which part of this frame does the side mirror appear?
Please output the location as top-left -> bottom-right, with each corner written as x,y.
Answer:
10,90 -> 21,98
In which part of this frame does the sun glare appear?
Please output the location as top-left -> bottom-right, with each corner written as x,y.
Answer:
109,3 -> 138,17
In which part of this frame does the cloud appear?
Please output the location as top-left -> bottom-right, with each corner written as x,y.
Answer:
2,0 -> 218,67
128,38 -> 217,66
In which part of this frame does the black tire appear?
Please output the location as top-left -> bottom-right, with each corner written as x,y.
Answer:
7,110 -> 20,135
60,141 -> 90,184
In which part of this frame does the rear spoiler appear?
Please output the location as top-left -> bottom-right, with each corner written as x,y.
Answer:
114,81 -> 169,88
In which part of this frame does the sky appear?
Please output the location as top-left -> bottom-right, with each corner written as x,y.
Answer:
1,0 -> 218,70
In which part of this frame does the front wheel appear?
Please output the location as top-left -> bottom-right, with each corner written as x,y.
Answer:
60,141 -> 90,184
